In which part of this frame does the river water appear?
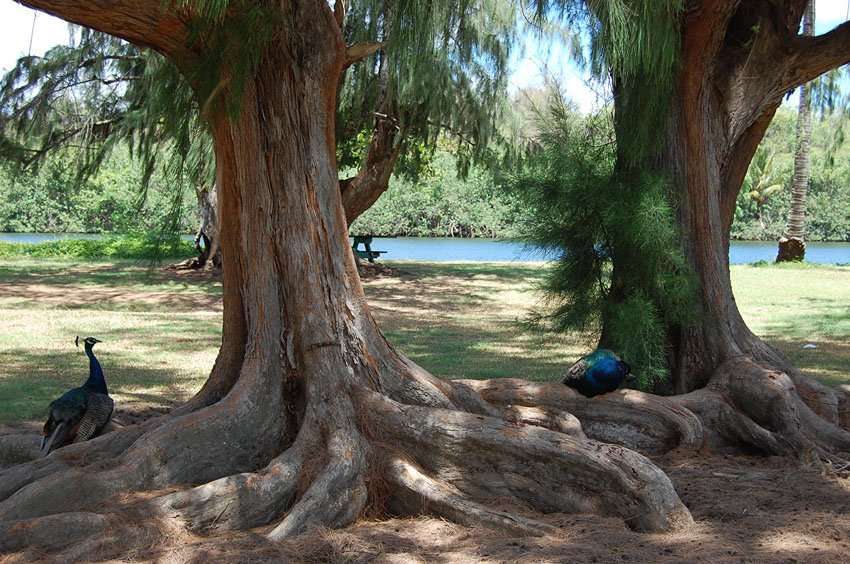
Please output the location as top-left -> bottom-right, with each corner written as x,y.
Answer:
2,233 -> 849,264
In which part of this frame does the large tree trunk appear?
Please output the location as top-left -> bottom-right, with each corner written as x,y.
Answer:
170,183 -> 221,270
1,0 -> 693,557
3,1 -> 849,559
778,0 -> 815,263
194,183 -> 221,268
606,0 -> 850,456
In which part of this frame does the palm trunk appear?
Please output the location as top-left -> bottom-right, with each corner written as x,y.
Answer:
778,0 -> 815,262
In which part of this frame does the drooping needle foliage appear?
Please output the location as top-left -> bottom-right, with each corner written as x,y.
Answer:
509,0 -> 696,388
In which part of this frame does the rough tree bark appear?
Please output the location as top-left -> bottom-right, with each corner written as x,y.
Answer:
193,183 -> 221,268
170,183 -> 221,270
610,1 -> 850,456
338,101 -> 403,226
0,0 -> 693,558
338,37 -> 404,227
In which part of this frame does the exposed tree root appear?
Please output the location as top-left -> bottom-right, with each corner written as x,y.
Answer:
0,354 -> 288,524
0,433 -> 41,470
6,352 -> 849,559
0,511 -> 108,553
690,358 -> 850,464
463,357 -> 850,469
384,456 -> 554,536
157,433 -> 307,533
361,389 -> 693,533
460,378 -> 706,454
266,426 -> 369,541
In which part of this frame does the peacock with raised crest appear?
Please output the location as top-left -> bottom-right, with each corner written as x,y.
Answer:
41,336 -> 114,456
560,349 -> 634,398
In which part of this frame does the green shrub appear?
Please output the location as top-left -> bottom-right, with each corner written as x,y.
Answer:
0,235 -> 194,260
504,100 -> 697,389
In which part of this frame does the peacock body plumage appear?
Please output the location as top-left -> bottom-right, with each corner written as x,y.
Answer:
41,336 -> 114,457
560,349 -> 633,398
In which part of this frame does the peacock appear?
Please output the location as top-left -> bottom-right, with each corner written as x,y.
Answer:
41,336 -> 114,457
560,349 -> 634,398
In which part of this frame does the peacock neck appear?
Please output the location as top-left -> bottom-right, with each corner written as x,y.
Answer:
84,346 -> 108,394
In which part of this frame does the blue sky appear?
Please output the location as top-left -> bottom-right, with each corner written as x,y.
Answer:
1,0 -> 848,113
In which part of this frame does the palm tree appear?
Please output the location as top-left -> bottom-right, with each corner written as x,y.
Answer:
746,147 -> 784,231
777,0 -> 814,262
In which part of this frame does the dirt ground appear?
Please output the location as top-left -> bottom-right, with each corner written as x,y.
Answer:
146,453 -> 850,563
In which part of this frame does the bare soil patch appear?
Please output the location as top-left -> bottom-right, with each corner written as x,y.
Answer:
0,264 -> 223,312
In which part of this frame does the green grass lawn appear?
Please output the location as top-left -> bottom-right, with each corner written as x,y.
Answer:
730,263 -> 850,385
0,258 -> 847,425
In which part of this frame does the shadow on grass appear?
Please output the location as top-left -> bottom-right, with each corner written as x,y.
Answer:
0,347 -> 206,425
390,261 -> 551,284
363,263 -> 588,381
382,324 -> 571,381
753,295 -> 850,337
366,263 -> 548,313
0,261 -> 221,310
768,338 -> 850,386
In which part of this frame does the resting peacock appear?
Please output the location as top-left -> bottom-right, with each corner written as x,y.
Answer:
560,349 -> 634,398
41,336 -> 114,457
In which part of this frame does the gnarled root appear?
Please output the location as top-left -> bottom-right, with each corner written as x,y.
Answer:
385,456 -> 554,536
5,348 -> 847,561
0,356 -> 699,559
460,378 -> 706,454
462,357 -> 850,468
361,389 -> 693,533
685,357 -> 850,465
0,352 -> 288,525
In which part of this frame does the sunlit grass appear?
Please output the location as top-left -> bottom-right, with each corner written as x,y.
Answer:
0,258 -> 847,425
0,259 -> 222,424
366,261 -> 587,381
730,263 -> 850,385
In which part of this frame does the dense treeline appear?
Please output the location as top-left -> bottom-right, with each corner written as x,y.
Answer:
732,107 -> 850,241
349,151 -> 530,238
0,108 -> 847,241
0,148 -> 196,235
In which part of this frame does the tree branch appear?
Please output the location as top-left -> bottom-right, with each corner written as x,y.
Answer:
784,20 -> 850,91
14,0 -> 189,57
344,42 -> 384,70
334,0 -> 345,28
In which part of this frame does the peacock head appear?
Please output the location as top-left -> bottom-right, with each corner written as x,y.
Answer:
76,336 -> 102,348
618,360 -> 635,382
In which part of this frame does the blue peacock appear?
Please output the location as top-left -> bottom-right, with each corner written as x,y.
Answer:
41,336 -> 114,456
560,349 -> 633,397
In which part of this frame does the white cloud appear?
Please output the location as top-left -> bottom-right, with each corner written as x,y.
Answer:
817,0 -> 850,23
508,32 -> 605,114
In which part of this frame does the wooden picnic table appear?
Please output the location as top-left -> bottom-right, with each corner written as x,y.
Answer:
351,235 -> 387,263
